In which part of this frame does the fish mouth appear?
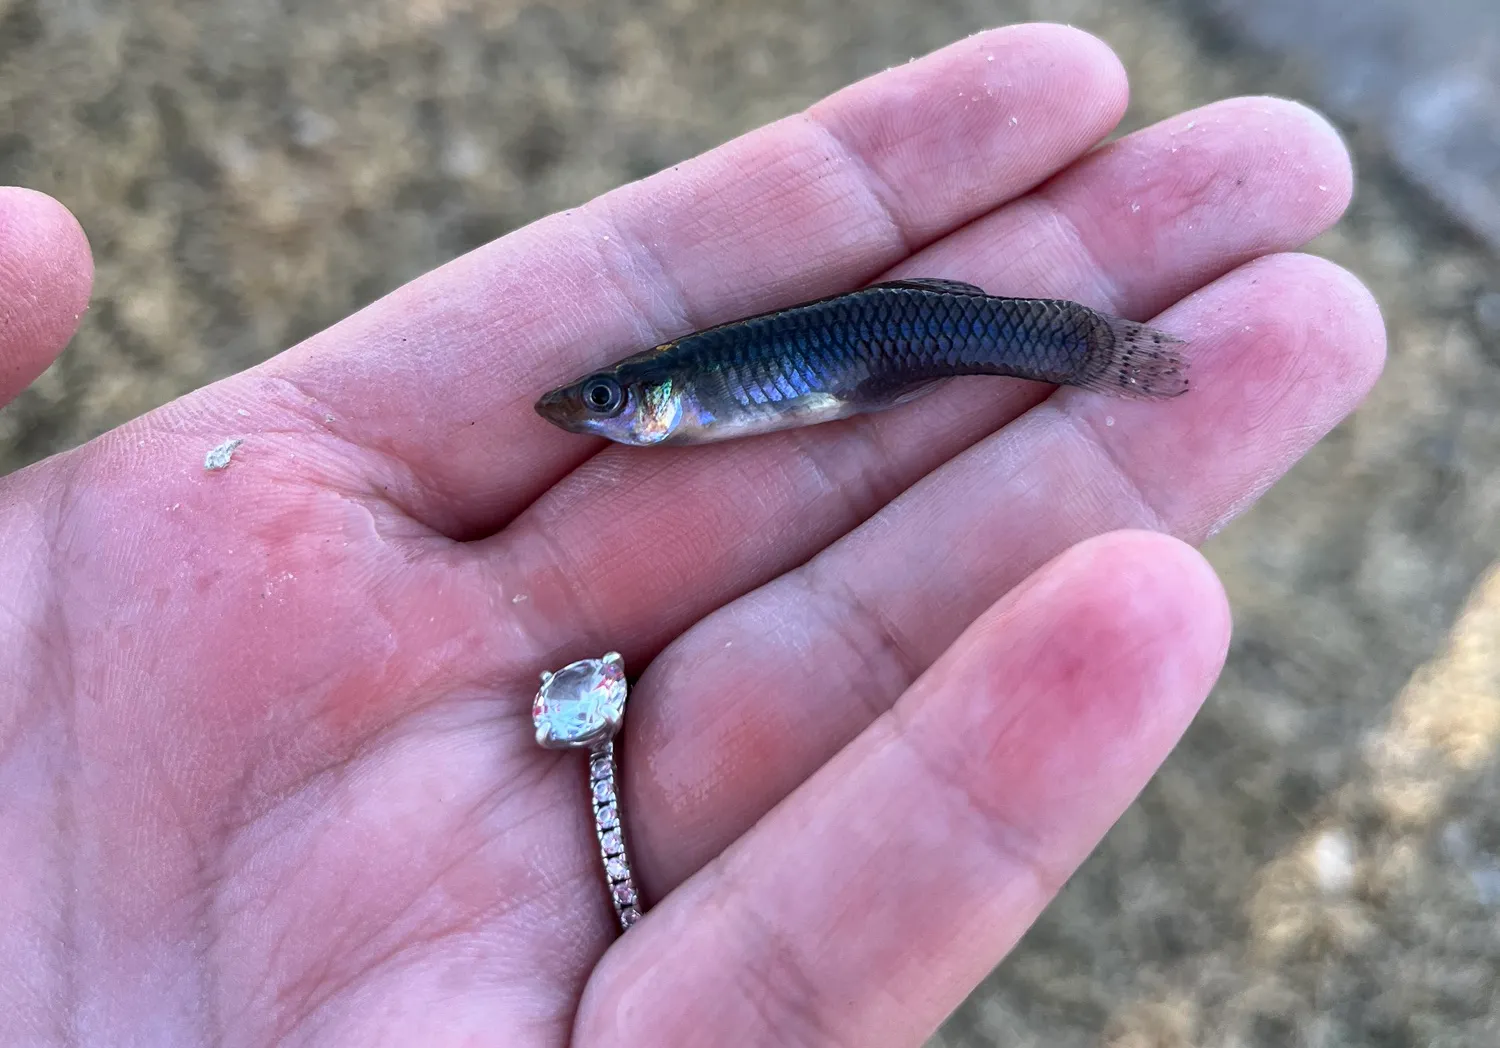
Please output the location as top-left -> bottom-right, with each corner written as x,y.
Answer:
534,389 -> 587,433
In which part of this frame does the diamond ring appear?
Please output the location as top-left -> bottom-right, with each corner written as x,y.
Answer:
532,651 -> 643,931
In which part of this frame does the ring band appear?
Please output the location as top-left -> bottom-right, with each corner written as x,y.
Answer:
532,652 -> 644,931
588,740 -> 642,929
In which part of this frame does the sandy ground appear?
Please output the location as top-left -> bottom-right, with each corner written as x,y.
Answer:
3,0 -> 1498,1044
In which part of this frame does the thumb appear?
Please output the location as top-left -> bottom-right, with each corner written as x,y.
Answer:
0,187 -> 93,411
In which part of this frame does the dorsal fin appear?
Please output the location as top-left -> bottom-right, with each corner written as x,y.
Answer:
867,277 -> 989,296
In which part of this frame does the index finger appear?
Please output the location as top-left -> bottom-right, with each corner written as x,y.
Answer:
255,25 -> 1130,537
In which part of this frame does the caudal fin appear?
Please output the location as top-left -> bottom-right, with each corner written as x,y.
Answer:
1073,313 -> 1189,400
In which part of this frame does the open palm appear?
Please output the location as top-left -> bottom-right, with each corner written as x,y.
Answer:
0,25 -> 1383,1047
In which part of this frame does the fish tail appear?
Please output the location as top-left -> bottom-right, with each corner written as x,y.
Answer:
1072,312 -> 1189,399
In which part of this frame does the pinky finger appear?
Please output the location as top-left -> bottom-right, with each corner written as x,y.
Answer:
578,530 -> 1231,1047
0,188 -> 93,411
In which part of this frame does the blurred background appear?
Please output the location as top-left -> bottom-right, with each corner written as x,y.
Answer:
2,0 -> 1498,1043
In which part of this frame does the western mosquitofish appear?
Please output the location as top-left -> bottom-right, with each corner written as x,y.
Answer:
535,277 -> 1187,446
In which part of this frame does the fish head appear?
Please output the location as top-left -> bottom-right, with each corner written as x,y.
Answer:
535,367 -> 686,446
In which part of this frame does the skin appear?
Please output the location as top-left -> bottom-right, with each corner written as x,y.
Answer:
0,24 -> 1383,1048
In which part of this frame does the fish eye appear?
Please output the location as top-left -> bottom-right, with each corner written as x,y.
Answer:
581,376 -> 624,415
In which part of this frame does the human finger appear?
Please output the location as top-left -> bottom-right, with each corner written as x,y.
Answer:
259,24 -> 1129,536
626,250 -> 1383,890
0,187 -> 92,412
480,98 -> 1352,667
578,531 -> 1230,1048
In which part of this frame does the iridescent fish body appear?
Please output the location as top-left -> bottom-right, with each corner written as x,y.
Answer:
535,277 -> 1187,446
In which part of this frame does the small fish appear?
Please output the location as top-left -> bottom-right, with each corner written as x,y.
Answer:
535,277 -> 1187,446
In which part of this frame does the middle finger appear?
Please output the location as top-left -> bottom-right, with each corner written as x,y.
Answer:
631,247 -> 1383,892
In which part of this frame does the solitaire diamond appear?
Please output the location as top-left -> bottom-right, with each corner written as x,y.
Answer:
533,653 -> 628,749
531,651 -> 645,933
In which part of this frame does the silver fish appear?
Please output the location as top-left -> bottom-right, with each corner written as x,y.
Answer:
536,277 -> 1187,446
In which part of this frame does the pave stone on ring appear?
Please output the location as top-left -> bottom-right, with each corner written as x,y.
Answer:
533,651 -> 643,930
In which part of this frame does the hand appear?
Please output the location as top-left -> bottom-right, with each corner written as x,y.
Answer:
0,24 -> 1382,1047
